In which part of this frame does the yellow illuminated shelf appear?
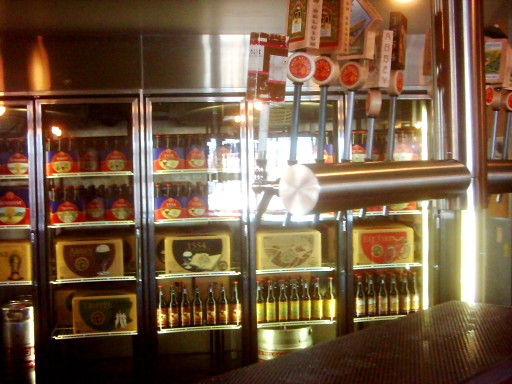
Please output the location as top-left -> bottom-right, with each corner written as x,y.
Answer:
49,220 -> 134,229
52,328 -> 137,339
256,265 -> 335,275
0,225 -> 30,230
47,171 -> 133,178
157,271 -> 240,279
155,216 -> 240,225
0,281 -> 32,286
257,320 -> 335,328
354,315 -> 406,323
0,174 -> 29,180
353,262 -> 422,270
50,275 -> 136,284
158,324 -> 241,334
154,169 -> 240,175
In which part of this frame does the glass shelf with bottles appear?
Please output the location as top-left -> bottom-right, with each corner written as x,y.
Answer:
0,225 -> 30,230
255,276 -> 336,327
0,281 -> 33,286
47,171 -> 133,179
256,265 -> 335,275
0,174 -> 29,180
157,271 -> 240,280
353,262 -> 422,271
52,328 -> 137,340
50,275 -> 137,285
156,279 -> 242,334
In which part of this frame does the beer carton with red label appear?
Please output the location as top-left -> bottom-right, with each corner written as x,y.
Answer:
0,240 -> 32,282
256,229 -> 322,270
164,232 -> 231,274
0,145 -> 28,176
153,135 -> 185,171
105,196 -> 134,221
155,192 -> 187,220
46,149 -> 79,176
50,199 -> 85,225
308,0 -> 351,55
100,148 -> 131,172
286,0 -> 323,51
72,293 -> 137,334
55,238 -> 124,280
353,223 -> 414,265
0,189 -> 30,225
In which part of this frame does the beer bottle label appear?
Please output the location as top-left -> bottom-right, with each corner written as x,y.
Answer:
256,303 -> 265,323
355,298 -> 366,317
312,299 -> 323,319
266,303 -> 276,322
378,298 -> 388,315
103,150 -> 127,172
301,301 -> 311,320
411,294 -> 420,312
169,310 -> 179,327
55,201 -> 82,224
230,303 -> 241,324
186,147 -> 206,169
157,308 -> 168,328
218,305 -> 229,324
156,198 -> 184,220
157,148 -> 181,170
367,297 -> 376,315
278,302 -> 288,321
51,151 -> 75,174
324,299 -> 336,319
399,295 -> 410,313
80,150 -> 99,172
389,296 -> 399,314
206,308 -> 216,325
187,196 -> 207,217
193,308 -> 203,326
86,198 -> 105,221
107,198 -> 134,221
289,301 -> 300,321
7,152 -> 28,175
181,308 -> 191,326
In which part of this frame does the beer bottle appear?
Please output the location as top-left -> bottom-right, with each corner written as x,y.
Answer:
180,284 -> 191,327
153,135 -> 162,149
154,184 -> 163,198
367,275 -> 376,317
74,185 -> 86,202
192,284 -> 203,326
324,276 -> 336,321
377,274 -> 389,316
168,287 -> 179,328
165,182 -> 173,198
206,283 -> 217,325
389,274 -> 399,315
256,281 -> 265,323
218,283 -> 229,325
312,277 -> 323,320
277,280 -> 288,322
355,275 -> 366,317
64,186 -> 74,202
300,280 -> 311,320
230,281 -> 241,325
289,280 -> 300,321
399,274 -> 410,315
157,285 -> 168,330
45,138 -> 52,152
266,280 -> 276,322
97,184 -> 106,198
410,271 -> 420,313
49,187 -> 61,203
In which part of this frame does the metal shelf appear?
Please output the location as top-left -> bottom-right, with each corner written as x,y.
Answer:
354,315 -> 406,323
353,262 -> 422,270
157,271 -> 240,279
256,265 -> 335,275
46,171 -> 133,179
52,327 -> 137,339
51,275 -> 136,284
0,174 -> 29,180
257,320 -> 335,328
48,220 -> 134,229
0,280 -> 32,286
155,216 -> 240,225
154,169 -> 240,175
0,225 -> 30,230
158,324 -> 241,334
261,212 -> 336,223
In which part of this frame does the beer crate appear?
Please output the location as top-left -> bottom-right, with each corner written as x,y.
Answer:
0,240 -> 32,282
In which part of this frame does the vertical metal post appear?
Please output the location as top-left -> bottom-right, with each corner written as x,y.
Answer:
316,86 -> 329,163
343,91 -> 355,161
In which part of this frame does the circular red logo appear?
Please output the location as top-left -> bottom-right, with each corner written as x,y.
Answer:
507,92 -> 512,111
485,86 -> 494,105
288,55 -> 313,79
396,72 -> 404,93
313,58 -> 332,82
341,64 -> 360,87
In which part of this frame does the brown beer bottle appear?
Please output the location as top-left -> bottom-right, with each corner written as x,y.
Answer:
300,280 -> 311,320
180,284 -> 191,327
410,271 -> 420,313
355,275 -> 366,317
389,274 -> 399,315
168,287 -> 179,328
377,274 -> 389,316
218,283 -> 229,325
206,283 -> 216,325
289,280 -> 300,321
367,275 -> 376,316
230,281 -> 241,325
157,285 -> 168,330
278,280 -> 288,322
323,276 -> 336,320
192,284 -> 203,326
399,274 -> 410,315
256,281 -> 265,323
311,277 -> 323,320
266,280 -> 276,322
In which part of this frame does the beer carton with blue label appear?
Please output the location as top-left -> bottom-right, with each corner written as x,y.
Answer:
164,232 -> 231,274
0,188 -> 30,226
72,293 -> 137,334
46,138 -> 79,176
0,240 -> 32,282
55,238 -> 124,280
0,138 -> 28,175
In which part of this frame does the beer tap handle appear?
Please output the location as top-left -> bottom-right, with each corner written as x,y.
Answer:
496,91 -> 512,203
486,86 -> 503,160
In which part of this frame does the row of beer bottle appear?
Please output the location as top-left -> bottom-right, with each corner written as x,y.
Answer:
355,270 -> 420,318
256,276 -> 336,323
157,281 -> 241,329
154,181 -> 208,220
351,128 -> 421,162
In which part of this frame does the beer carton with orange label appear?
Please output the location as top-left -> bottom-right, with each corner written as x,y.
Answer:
0,240 -> 32,282
353,223 -> 414,265
55,238 -> 124,280
0,189 -> 30,226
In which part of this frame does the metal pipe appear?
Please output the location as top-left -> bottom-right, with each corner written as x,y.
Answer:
289,83 -> 302,165
487,160 -> 512,194
386,96 -> 398,161
278,160 -> 471,215
495,111 -> 511,202
316,86 -> 328,163
489,110 -> 500,160
365,118 -> 375,162
343,90 -> 355,161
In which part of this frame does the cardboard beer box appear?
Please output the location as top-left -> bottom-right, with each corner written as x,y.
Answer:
55,289 -> 86,327
365,30 -> 394,89
256,229 -> 322,270
308,0 -> 351,55
0,240 -> 32,282
389,12 -> 407,70
353,223 -> 414,265
72,293 -> 137,334
46,149 -> 79,176
246,33 -> 288,102
286,0 -> 323,51
0,188 -> 30,226
49,199 -> 85,225
164,232 -> 231,274
55,238 -> 124,280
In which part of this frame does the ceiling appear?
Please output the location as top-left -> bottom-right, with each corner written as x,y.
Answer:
0,0 -> 509,36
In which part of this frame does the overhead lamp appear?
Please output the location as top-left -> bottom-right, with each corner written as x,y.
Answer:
0,106 -> 6,116
51,125 -> 62,137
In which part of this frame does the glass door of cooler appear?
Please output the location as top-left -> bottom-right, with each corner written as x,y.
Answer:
0,100 -> 37,383
145,97 -> 246,380
347,95 -> 431,330
35,97 -> 142,382
248,96 -> 341,361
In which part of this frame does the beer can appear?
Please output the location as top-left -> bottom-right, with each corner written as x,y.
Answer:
1,301 -> 35,383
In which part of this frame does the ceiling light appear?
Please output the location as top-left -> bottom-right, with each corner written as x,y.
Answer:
51,126 -> 62,137
0,106 -> 6,116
